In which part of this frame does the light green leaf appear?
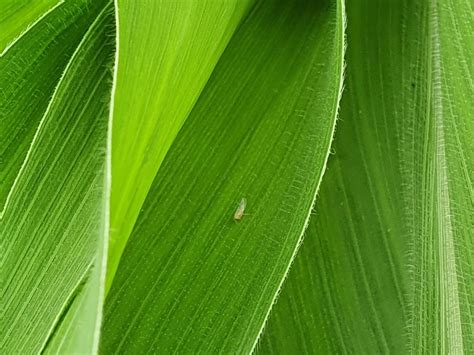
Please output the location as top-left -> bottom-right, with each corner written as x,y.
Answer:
101,0 -> 344,352
0,1 -> 114,353
0,0 -> 61,53
107,0 -> 256,289
259,0 -> 473,353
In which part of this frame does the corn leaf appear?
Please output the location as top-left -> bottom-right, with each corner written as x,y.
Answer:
101,0 -> 344,353
0,0 -> 111,211
0,0 -> 61,53
259,0 -> 473,353
107,0 -> 256,289
0,1 -> 114,353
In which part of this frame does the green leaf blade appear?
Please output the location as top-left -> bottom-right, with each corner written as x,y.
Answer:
259,0 -> 473,353
0,0 -> 61,52
107,0 -> 257,289
0,0 -> 109,212
0,1 -> 114,353
408,1 -> 474,351
101,0 -> 344,352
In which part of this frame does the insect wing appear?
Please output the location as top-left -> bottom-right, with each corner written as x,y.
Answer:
234,198 -> 247,220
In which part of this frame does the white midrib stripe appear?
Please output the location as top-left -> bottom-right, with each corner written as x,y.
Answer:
431,1 -> 463,353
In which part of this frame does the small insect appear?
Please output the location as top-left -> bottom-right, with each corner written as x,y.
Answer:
233,198 -> 247,221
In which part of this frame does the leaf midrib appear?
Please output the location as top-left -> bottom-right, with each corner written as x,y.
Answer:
429,2 -> 463,352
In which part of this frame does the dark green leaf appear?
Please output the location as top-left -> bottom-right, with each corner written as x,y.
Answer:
259,0 -> 473,353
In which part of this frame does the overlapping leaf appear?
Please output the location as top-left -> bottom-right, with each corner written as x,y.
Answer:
0,0 -> 109,211
4,0 -> 470,352
101,0 -> 344,352
0,1 -> 114,353
107,0 -> 257,289
259,0 -> 473,353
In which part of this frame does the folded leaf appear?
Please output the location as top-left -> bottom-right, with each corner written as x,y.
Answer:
0,1 -> 114,353
259,0 -> 473,353
101,0 -> 344,352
